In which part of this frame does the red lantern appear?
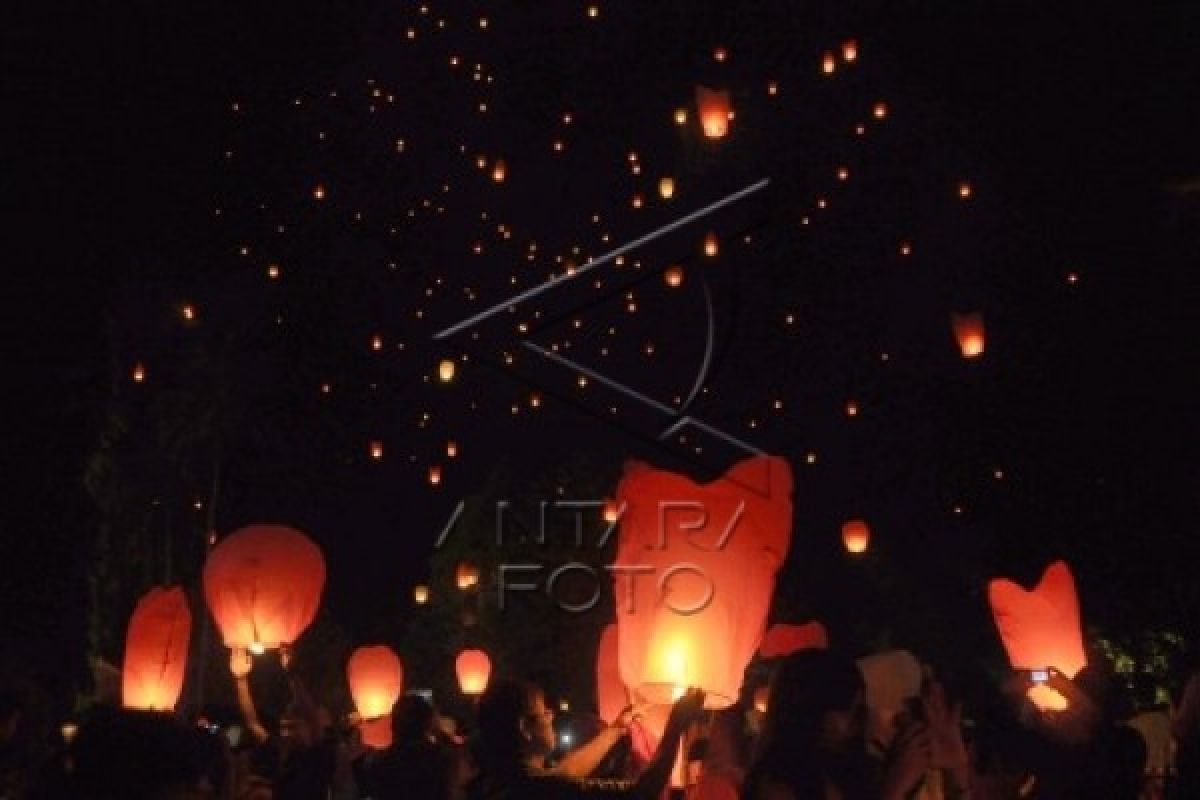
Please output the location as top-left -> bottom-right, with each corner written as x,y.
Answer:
842,519 -> 870,554
951,312 -> 985,359
456,561 -> 480,590
759,621 -> 828,659
203,525 -> 325,651
347,645 -> 404,748
595,624 -> 626,725
122,586 -> 191,712
988,561 -> 1086,699
456,648 -> 492,695
695,86 -> 732,139
613,455 -> 793,709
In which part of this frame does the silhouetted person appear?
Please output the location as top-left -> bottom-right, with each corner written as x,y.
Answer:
362,695 -> 456,799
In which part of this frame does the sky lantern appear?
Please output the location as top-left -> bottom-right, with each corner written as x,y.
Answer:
988,561 -> 1086,710
952,312 -> 986,358
595,624 -> 626,725
429,465 -> 442,485
695,86 -> 732,139
347,645 -> 404,748
613,455 -> 793,709
456,560 -> 480,590
456,648 -> 492,695
438,358 -> 456,383
446,440 -> 458,458
369,440 -> 384,460
413,584 -> 430,605
842,39 -> 859,62
132,362 -> 146,383
491,159 -> 506,183
873,102 -> 888,120
759,621 -> 829,658
841,519 -> 870,554
664,265 -> 685,288
122,587 -> 191,712
674,108 -> 688,125
313,183 -> 326,200
658,177 -> 675,199
203,524 -> 325,652
958,181 -> 973,199
822,51 -> 837,74
602,499 -> 621,524
704,231 -> 719,257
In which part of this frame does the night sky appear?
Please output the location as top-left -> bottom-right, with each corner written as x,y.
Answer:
6,0 -> 1199,697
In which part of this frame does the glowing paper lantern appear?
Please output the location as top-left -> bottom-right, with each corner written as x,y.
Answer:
413,584 -> 430,605
122,587 -> 191,712
753,686 -> 770,713
595,624 -> 626,725
704,232 -> 719,257
491,159 -> 507,183
347,645 -> 404,748
841,519 -> 870,554
988,561 -> 1086,711
664,266 -> 685,288
842,40 -> 858,62
203,525 -> 325,651
438,359 -> 456,383
759,621 -> 828,658
456,561 -> 480,590
613,455 -> 793,709
952,312 -> 985,359
695,86 -> 732,139
659,177 -> 675,199
456,648 -> 491,695
602,500 -> 621,524
429,465 -> 443,486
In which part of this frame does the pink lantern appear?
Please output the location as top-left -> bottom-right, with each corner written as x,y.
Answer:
203,525 -> 325,651
613,455 -> 793,709
347,645 -> 404,749
122,587 -> 191,712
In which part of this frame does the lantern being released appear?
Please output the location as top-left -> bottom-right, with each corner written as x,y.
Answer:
456,648 -> 492,695
695,86 -> 732,139
595,624 -> 627,725
203,525 -> 325,652
988,561 -> 1087,710
952,312 -> 986,359
613,455 -> 794,709
347,645 -> 404,748
122,587 -> 191,712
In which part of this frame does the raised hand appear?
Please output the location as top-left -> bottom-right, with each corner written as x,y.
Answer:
230,647 -> 253,679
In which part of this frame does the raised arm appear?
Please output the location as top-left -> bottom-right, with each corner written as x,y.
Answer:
231,647 -> 269,744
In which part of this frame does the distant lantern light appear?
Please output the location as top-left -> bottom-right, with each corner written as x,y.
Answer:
958,181 -> 973,199
370,441 -> 384,460
371,334 -> 383,351
822,51 -> 837,74
587,4 -> 599,18
438,359 -> 456,383
873,102 -> 888,119
132,362 -> 146,383
1066,271 -> 1080,284
767,81 -> 779,96
446,440 -> 458,458
413,584 -> 430,605
631,194 -> 643,209
658,177 -> 675,199
530,392 -> 542,408
603,500 -> 620,524
313,184 -> 326,200
704,231 -> 719,257
181,304 -> 196,322
713,47 -> 727,62
664,265 -> 685,288
695,86 -> 732,139
267,263 -> 281,279
492,159 -> 506,183
842,519 -> 870,554
842,40 -> 859,62
845,400 -> 859,417
674,108 -> 688,125
456,649 -> 491,696
951,312 -> 986,359
900,241 -> 913,256
456,561 -> 480,590
428,465 -> 442,485
837,166 -> 850,181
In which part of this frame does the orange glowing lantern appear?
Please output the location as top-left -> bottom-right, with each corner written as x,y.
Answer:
614,455 -> 794,709
658,177 -> 675,199
132,362 -> 146,383
446,440 -> 458,458
988,561 -> 1086,712
664,265 -> 685,288
753,686 -> 770,713
413,584 -> 430,605
695,86 -> 732,139
438,359 -> 456,383
952,312 -> 985,359
674,108 -> 688,125
602,499 -> 621,524
347,645 -> 404,748
429,465 -> 442,485
456,561 -> 480,590
122,587 -> 191,712
822,51 -> 837,74
492,159 -> 507,183
704,232 -> 719,257
456,648 -> 491,695
841,519 -> 870,554
595,624 -> 627,725
842,40 -> 858,62
759,621 -> 829,658
203,525 -> 325,651
369,440 -> 384,460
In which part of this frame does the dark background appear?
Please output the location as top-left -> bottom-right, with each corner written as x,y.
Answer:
4,0 -> 1198,703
